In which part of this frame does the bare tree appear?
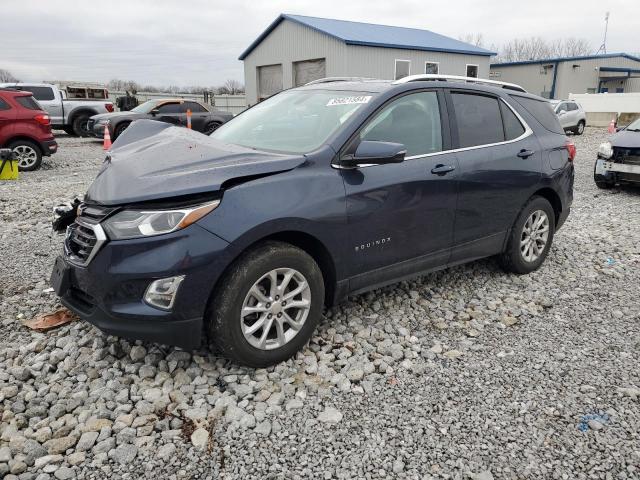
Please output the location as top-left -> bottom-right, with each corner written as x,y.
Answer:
459,33 -> 485,48
107,78 -> 140,92
495,37 -> 592,62
0,69 -> 19,82
218,79 -> 244,95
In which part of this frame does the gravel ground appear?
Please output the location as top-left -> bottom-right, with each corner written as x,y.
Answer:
1,129 -> 639,480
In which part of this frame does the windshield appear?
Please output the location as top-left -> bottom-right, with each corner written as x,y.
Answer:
211,90 -> 376,153
626,118 -> 640,131
130,100 -> 162,114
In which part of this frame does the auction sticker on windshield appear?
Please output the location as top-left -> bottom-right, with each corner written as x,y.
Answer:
326,96 -> 372,107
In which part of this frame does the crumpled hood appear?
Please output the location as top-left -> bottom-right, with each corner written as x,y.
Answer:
85,120 -> 306,205
610,129 -> 640,149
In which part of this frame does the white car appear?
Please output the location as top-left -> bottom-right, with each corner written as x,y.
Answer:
550,100 -> 586,135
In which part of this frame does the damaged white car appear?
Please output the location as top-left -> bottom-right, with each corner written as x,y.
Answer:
595,117 -> 640,188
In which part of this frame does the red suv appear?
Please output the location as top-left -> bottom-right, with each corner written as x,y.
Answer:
0,88 -> 57,171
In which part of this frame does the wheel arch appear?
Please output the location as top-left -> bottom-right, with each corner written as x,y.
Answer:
531,187 -> 562,225
6,136 -> 43,154
213,230 -> 339,309
68,107 -> 98,123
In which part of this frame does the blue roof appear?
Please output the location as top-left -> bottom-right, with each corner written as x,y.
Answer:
239,14 -> 496,60
491,53 -> 640,67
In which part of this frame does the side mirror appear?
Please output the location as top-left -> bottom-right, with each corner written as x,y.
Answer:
341,141 -> 406,168
150,109 -> 159,116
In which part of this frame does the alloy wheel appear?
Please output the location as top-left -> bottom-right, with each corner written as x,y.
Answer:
520,210 -> 550,262
240,268 -> 311,350
13,145 -> 38,169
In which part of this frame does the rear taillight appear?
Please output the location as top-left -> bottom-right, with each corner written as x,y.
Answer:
34,114 -> 50,126
565,138 -> 576,162
105,103 -> 114,112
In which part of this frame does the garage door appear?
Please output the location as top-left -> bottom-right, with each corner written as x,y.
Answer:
258,64 -> 283,101
293,58 -> 326,87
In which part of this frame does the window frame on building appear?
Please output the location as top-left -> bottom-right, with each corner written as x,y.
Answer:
425,62 -> 439,75
394,59 -> 411,80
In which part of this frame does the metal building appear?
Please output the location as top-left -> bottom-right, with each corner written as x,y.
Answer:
240,14 -> 495,106
490,53 -> 640,100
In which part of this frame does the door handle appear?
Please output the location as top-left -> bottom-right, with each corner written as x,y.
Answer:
517,149 -> 535,159
430,164 -> 456,176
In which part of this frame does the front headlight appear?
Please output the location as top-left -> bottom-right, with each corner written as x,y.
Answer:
103,200 -> 220,240
597,142 -> 613,159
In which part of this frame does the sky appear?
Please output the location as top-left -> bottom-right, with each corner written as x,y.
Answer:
3,0 -> 638,88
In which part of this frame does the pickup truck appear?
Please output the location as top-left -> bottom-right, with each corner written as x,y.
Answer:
0,83 -> 114,136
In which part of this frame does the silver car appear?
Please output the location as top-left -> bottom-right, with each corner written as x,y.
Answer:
551,100 -> 586,135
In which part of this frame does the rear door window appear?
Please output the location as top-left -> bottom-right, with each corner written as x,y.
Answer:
15,95 -> 42,110
360,91 -> 442,157
511,95 -> 564,134
451,92 -> 504,148
184,101 -> 207,113
17,86 -> 55,101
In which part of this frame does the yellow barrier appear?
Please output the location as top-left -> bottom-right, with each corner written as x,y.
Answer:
0,149 -> 19,180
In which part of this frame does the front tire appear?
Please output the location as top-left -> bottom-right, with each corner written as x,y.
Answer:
575,121 -> 585,135
208,241 -> 325,367
113,122 -> 129,141
499,196 -> 555,274
10,140 -> 42,171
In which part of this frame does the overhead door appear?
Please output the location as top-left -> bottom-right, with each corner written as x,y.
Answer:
293,58 -> 326,87
258,64 -> 283,101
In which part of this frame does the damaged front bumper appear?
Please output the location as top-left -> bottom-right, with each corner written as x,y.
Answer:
51,222 -> 232,350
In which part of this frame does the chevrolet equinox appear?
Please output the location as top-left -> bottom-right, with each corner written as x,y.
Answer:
51,75 -> 575,367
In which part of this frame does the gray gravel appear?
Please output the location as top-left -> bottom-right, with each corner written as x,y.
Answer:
1,129 -> 639,479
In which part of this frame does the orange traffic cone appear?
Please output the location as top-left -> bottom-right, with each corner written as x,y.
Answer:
608,117 -> 616,134
103,122 -> 112,150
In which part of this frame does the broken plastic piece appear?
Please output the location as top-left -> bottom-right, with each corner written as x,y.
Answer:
22,309 -> 78,332
52,197 -> 82,233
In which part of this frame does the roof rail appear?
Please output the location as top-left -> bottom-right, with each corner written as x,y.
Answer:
392,74 -> 527,92
305,77 -> 377,86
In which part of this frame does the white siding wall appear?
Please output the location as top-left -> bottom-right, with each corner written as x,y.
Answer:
491,56 -> 640,99
556,57 -> 640,98
242,19 -> 492,105
344,45 -> 490,80
489,64 -> 555,97
243,20 -> 347,105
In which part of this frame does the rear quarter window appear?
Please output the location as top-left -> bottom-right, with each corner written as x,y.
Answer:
511,95 -> 564,134
18,86 -> 55,101
15,95 -> 42,110
0,98 -> 10,110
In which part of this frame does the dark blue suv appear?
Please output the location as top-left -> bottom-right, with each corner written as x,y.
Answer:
51,75 -> 575,367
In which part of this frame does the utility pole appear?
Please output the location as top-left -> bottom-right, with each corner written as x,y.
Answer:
595,12 -> 610,55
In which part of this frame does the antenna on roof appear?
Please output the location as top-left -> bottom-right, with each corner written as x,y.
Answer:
595,11 -> 610,55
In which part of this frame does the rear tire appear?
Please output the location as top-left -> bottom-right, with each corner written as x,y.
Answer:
204,121 -> 222,135
72,113 -> 91,137
207,241 -> 325,367
499,196 -> 555,274
9,140 -> 42,171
